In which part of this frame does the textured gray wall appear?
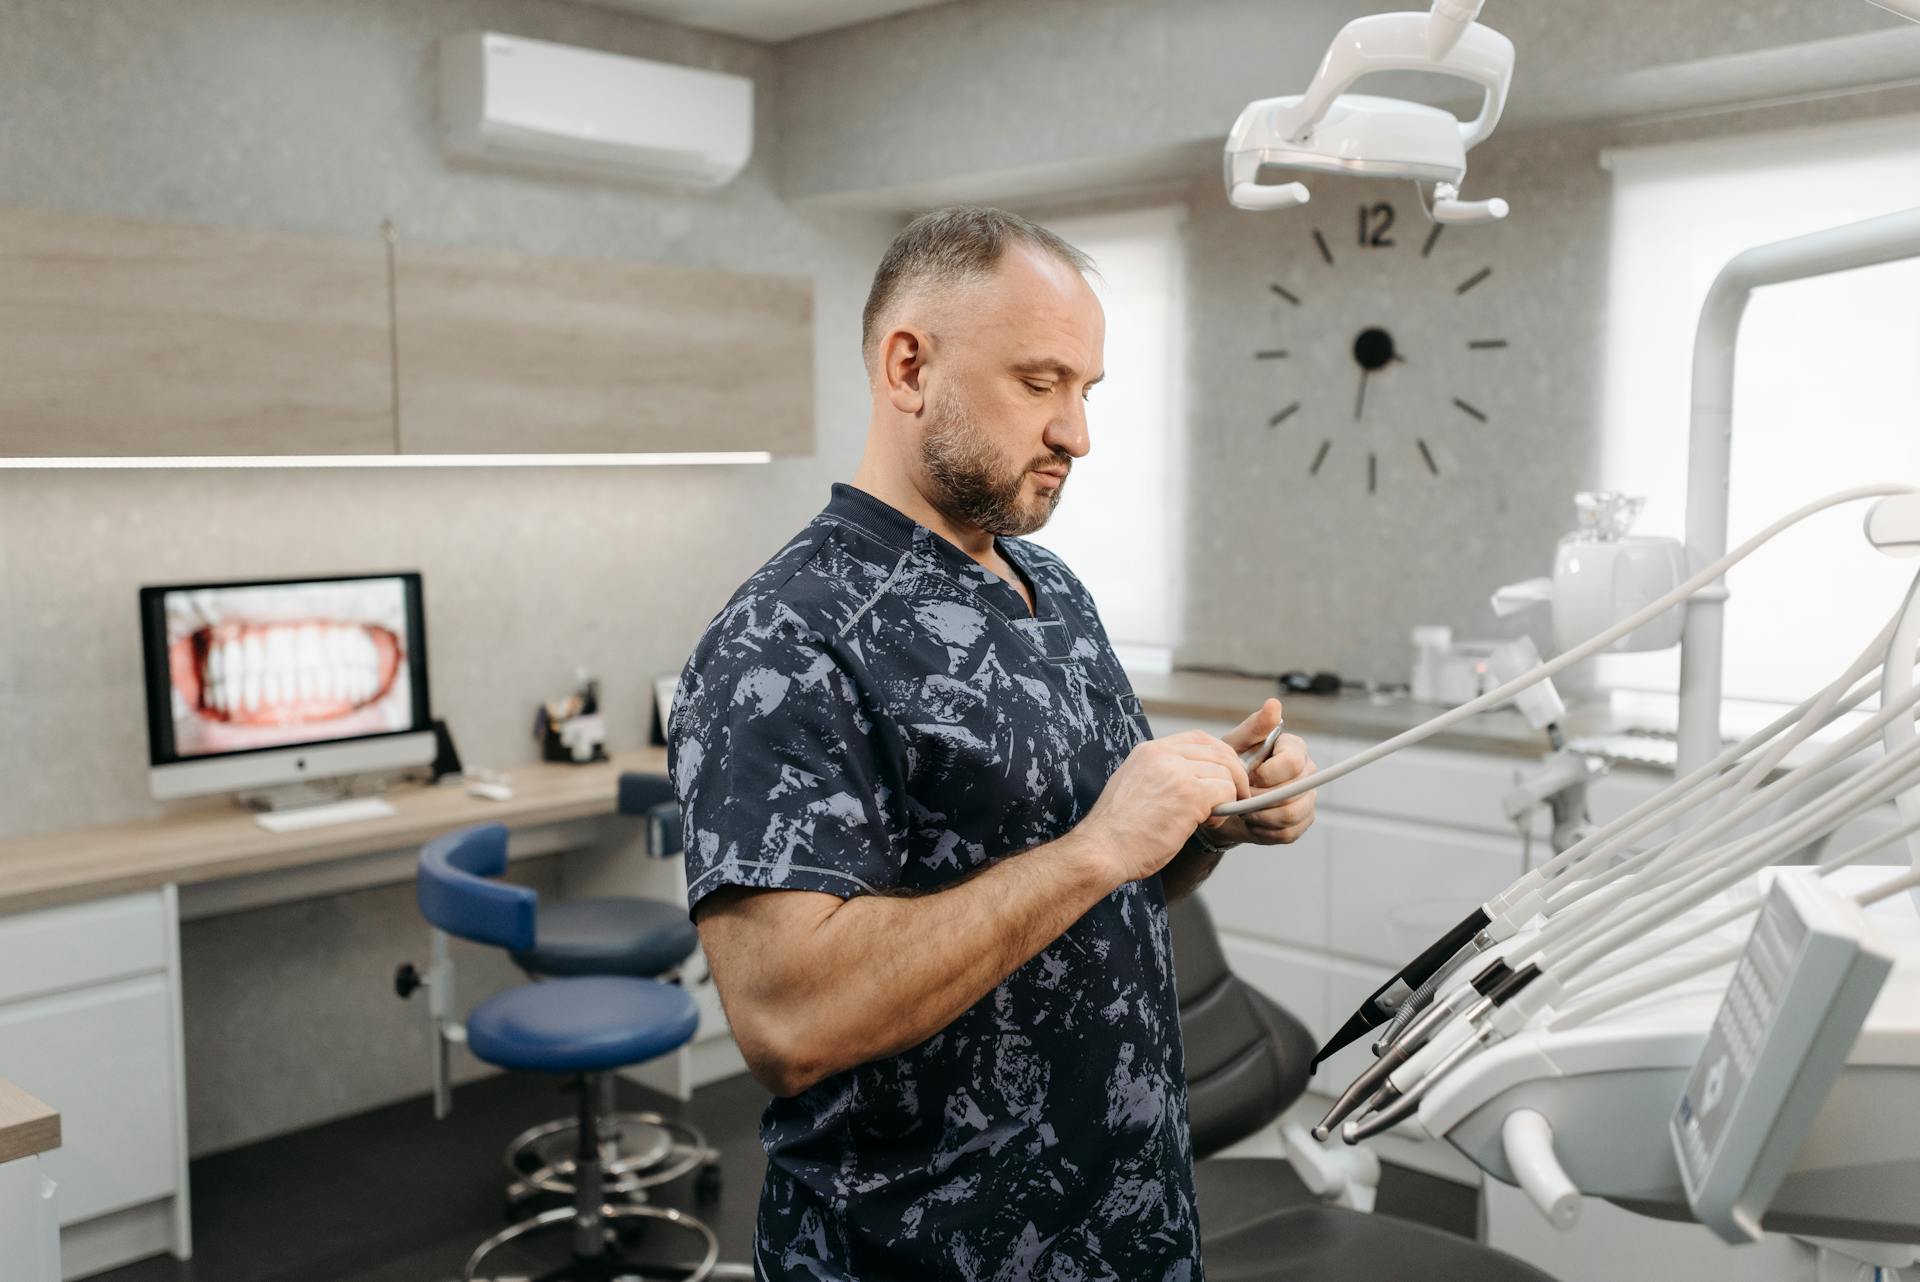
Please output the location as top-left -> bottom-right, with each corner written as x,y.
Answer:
1176,131 -> 1601,679
775,0 -> 1918,205
0,0 -> 896,1154
1169,83 -> 1920,681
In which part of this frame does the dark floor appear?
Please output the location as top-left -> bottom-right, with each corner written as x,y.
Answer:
93,1073 -> 1475,1281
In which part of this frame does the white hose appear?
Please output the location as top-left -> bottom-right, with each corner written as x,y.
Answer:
1538,687 -> 1920,964
1216,484 -> 1915,818
1539,669 -> 1885,917
1543,817 -> 1920,1028
1880,571 -> 1920,870
1551,738 -> 1920,979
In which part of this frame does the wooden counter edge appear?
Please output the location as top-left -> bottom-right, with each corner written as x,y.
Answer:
0,747 -> 672,917
0,1079 -> 60,1164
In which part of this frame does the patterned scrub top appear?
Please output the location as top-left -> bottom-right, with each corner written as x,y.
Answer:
669,483 -> 1201,1282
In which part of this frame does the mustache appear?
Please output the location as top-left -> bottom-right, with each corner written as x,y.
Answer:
1028,451 -> 1073,475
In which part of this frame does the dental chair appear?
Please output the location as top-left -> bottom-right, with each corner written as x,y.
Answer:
413,822 -> 722,1281
1171,891 -> 1560,1282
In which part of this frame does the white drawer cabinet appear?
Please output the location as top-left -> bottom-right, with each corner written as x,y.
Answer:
1324,813 -> 1526,967
0,978 -> 180,1223
1200,822 -> 1331,950
0,890 -> 189,1276
0,1154 -> 60,1282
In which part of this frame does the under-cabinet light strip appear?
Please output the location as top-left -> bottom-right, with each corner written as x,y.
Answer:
0,452 -> 775,469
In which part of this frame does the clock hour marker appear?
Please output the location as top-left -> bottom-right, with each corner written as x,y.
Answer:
1312,229 -> 1334,266
1467,338 -> 1508,350
1309,439 -> 1332,475
1455,266 -> 1492,295
1368,452 -> 1378,494
1255,349 -> 1289,360
1421,223 -> 1444,258
1453,397 -> 1488,422
1269,401 -> 1301,428
1417,438 -> 1440,475
1269,283 -> 1302,306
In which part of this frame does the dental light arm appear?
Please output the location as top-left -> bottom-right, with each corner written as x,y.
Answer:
1680,207 -> 1920,772
1224,1 -> 1513,220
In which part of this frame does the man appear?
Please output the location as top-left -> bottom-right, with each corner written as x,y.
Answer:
669,206 -> 1317,1280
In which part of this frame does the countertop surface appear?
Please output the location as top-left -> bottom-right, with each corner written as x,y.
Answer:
0,746 -> 672,916
1129,668 -> 1673,770
0,1078 -> 59,1164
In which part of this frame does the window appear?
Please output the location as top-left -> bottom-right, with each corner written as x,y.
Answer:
1598,118 -> 1920,703
1026,205 -> 1187,667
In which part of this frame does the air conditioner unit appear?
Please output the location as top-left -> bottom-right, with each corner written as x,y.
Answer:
439,31 -> 753,189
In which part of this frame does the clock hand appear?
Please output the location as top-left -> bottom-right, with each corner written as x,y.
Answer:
1354,368 -> 1370,421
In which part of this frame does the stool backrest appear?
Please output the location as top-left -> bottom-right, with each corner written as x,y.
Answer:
618,772 -> 684,856
417,823 -> 536,951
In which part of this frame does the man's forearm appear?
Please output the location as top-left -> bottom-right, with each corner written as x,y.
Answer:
1158,832 -> 1228,903
741,830 -> 1115,1094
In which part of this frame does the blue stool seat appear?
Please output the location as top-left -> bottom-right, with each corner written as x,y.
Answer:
509,896 -> 699,978
467,976 -> 699,1075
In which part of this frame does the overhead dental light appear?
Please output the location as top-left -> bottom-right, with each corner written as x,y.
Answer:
1223,0 -> 1513,223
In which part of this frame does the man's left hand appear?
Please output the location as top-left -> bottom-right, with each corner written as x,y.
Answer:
1210,698 -> 1316,848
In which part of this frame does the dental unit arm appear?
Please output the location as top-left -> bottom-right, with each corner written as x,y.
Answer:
1210,207 -> 1920,1269
1224,0 -> 1512,221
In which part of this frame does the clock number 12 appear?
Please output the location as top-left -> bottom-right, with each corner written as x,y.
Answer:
1358,202 -> 1395,248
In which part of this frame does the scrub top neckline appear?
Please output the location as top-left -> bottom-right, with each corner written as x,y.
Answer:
826,482 -> 1050,623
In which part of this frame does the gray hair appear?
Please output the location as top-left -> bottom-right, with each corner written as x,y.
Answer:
860,205 -> 1095,367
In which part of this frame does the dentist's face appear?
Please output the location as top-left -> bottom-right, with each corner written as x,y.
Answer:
916,244 -> 1104,537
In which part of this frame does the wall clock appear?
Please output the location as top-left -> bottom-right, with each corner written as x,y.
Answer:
1255,201 -> 1508,494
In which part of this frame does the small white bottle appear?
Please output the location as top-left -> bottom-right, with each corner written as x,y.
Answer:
1411,625 -> 1453,704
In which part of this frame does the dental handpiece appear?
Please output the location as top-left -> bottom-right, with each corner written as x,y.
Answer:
1239,722 -> 1285,772
1311,959 -> 1511,1142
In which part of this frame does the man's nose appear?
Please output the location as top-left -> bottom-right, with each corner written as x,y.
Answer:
1047,400 -> 1090,459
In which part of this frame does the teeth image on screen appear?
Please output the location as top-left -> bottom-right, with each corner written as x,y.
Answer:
162,578 -> 413,755
195,621 -> 397,722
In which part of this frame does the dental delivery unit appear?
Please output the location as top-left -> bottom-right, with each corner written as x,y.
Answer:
1216,0 -> 1920,1274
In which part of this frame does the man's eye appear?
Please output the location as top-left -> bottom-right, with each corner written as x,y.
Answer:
1024,381 -> 1052,395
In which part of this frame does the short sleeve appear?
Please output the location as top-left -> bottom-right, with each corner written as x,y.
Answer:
669,605 -> 903,917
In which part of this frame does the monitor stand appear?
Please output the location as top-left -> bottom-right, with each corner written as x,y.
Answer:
237,783 -> 398,833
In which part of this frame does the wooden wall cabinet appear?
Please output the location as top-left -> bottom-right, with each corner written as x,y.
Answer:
0,207 -> 394,458
0,206 -> 815,459
393,241 -> 813,456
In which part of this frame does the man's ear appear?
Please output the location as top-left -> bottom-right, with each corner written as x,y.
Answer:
880,327 -> 929,415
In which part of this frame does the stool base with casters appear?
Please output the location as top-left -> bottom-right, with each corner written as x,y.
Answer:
505,1081 -> 721,1206
467,1070 -> 719,1282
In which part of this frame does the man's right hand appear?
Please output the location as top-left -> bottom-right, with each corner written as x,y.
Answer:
1076,731 -> 1251,888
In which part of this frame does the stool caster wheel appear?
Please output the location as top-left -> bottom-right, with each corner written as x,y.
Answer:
695,1158 -> 723,1202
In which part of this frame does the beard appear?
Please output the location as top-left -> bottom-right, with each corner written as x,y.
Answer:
918,386 -> 1071,538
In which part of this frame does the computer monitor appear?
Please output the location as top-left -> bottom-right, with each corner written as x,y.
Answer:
139,572 -> 435,802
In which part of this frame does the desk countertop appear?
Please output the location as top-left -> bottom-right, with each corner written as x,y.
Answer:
0,1078 -> 59,1164
0,746 -> 671,917
1129,669 -> 1660,765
